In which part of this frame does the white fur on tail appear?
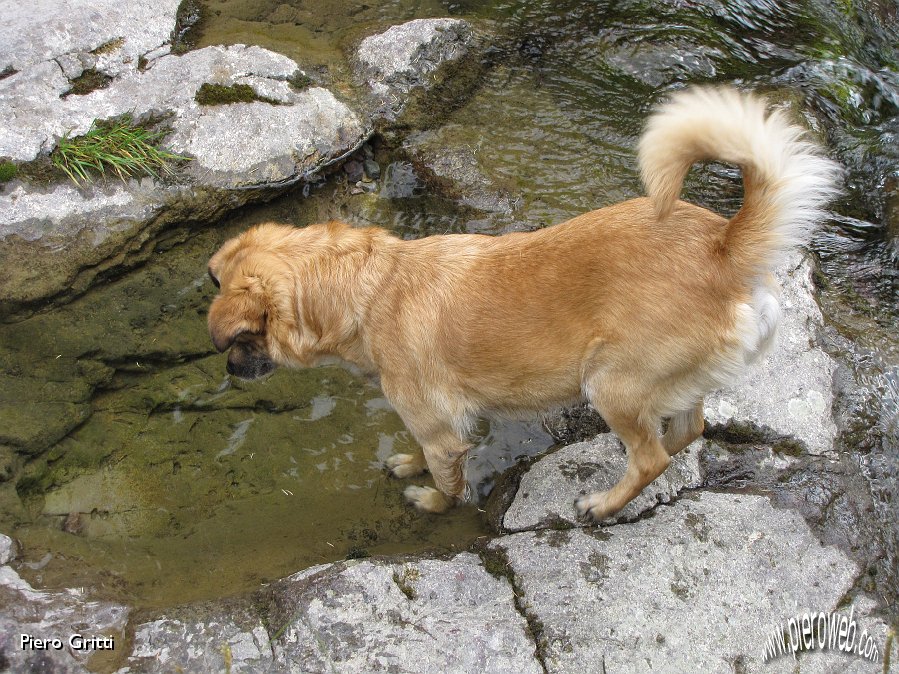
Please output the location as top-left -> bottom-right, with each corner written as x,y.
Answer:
638,86 -> 840,276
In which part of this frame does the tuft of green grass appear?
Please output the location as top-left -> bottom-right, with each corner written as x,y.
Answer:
51,115 -> 189,185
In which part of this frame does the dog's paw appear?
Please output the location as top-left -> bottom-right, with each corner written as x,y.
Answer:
574,492 -> 616,524
385,453 -> 427,479
404,485 -> 454,513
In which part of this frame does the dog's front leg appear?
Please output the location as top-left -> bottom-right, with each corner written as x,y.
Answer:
402,427 -> 470,514
385,448 -> 428,479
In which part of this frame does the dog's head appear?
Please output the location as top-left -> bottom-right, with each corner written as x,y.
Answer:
206,221 -> 377,380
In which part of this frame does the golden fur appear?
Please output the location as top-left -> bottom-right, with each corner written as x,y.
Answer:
207,86 -> 838,520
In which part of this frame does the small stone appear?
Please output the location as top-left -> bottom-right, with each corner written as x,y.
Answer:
362,143 -> 374,159
142,45 -> 171,64
363,159 -> 381,180
63,512 -> 83,535
343,160 -> 364,182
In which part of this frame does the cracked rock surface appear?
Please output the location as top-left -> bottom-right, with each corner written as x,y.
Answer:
503,434 -> 703,531
494,492 -> 889,674
114,553 -> 541,674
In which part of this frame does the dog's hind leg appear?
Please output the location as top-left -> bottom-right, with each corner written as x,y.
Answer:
575,396 -> 670,523
662,399 -> 705,457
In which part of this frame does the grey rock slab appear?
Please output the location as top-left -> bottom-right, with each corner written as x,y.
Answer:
0,0 -> 180,73
0,180 -> 193,312
357,18 -> 473,121
266,552 -> 542,673
495,491 -> 872,673
0,564 -> 129,673
706,254 -> 838,455
503,433 -> 703,531
117,602 -> 273,673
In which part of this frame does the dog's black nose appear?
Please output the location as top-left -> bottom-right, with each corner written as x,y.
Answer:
226,360 -> 235,375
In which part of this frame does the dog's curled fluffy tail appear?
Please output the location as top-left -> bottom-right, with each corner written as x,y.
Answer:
638,86 -> 840,278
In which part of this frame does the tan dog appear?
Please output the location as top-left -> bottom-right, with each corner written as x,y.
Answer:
207,87 -> 837,521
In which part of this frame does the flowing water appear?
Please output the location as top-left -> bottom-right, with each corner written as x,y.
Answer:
1,0 -> 897,612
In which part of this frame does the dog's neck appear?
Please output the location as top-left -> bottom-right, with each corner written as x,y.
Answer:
288,225 -> 394,375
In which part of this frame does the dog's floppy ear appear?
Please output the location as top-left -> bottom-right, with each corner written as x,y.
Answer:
207,289 -> 267,352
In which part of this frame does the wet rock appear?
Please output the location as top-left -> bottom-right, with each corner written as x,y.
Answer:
0,533 -> 16,564
118,600 -> 273,673
0,402 -> 91,455
502,434 -> 703,531
494,491 -> 889,673
705,254 -> 838,455
0,564 -> 129,673
356,18 -> 474,123
597,33 -> 722,89
379,160 -> 425,199
62,512 -> 84,535
0,446 -> 15,483
266,553 -> 542,673
343,159 -> 364,182
363,158 -> 381,180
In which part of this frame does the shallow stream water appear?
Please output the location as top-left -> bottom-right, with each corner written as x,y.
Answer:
2,0 -> 897,613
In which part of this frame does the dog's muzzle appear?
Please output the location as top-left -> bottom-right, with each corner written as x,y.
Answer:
226,343 -> 276,380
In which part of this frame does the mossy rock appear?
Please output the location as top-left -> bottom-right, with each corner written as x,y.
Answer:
195,83 -> 281,106
0,161 -> 17,182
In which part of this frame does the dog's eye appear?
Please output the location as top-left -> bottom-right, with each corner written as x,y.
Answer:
208,269 -> 220,289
